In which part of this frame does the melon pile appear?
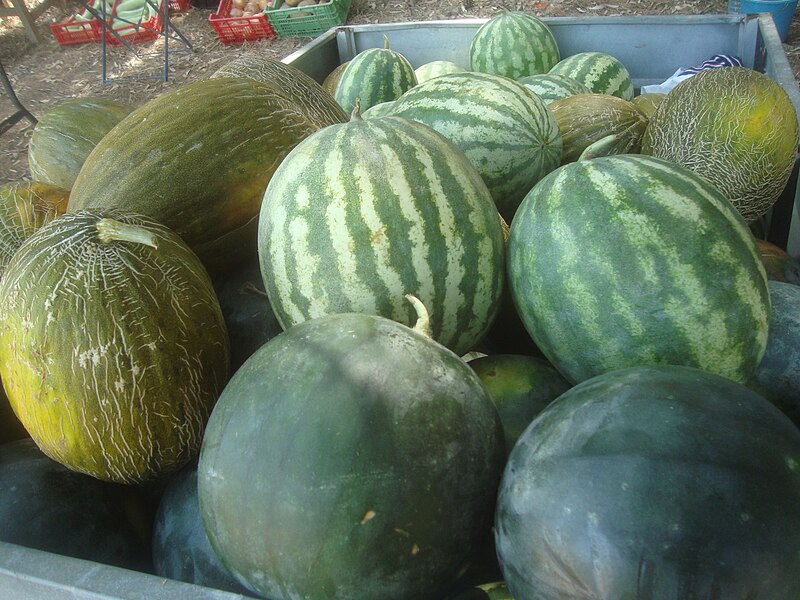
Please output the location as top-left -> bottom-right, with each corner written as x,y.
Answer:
2,10 -> 800,600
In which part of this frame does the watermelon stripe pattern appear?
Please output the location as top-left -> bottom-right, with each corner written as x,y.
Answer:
469,12 -> 560,79
334,47 -> 417,114
549,51 -> 635,100
388,71 -> 562,218
517,73 -> 591,104
259,115 -> 505,356
508,154 -> 770,384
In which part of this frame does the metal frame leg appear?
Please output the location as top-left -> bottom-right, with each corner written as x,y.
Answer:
0,60 -> 37,137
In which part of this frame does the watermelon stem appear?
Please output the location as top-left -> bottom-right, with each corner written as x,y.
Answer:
404,293 -> 431,338
95,218 -> 158,249
351,98 -> 363,121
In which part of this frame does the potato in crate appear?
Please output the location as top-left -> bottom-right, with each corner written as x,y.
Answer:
265,0 -> 351,38
209,0 -> 276,44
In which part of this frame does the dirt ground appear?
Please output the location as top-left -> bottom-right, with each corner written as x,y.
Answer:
0,0 -> 795,182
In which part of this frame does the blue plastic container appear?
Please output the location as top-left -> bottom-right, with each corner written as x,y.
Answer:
729,0 -> 797,41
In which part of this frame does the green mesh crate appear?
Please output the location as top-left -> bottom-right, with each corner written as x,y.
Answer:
265,0 -> 350,37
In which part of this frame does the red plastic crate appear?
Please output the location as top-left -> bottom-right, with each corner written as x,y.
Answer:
104,0 -> 163,46
50,15 -> 103,45
167,0 -> 191,11
209,0 -> 275,44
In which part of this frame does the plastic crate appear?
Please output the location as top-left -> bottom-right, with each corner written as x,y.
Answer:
265,0 -> 350,38
168,0 -> 191,10
50,15 -> 103,45
104,0 -> 163,45
209,0 -> 275,44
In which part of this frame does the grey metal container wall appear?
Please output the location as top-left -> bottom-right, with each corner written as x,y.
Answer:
0,13 -> 798,600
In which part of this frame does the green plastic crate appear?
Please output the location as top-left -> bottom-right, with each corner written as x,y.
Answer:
265,0 -> 350,37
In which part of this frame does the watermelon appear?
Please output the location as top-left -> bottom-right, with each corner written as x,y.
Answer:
469,11 -> 559,79
752,280 -> 800,425
517,73 -> 591,104
469,354 -> 571,454
257,110 -> 505,357
334,37 -> 417,114
198,307 -> 505,599
415,60 -> 465,83
495,364 -> 800,599
507,154 -> 770,385
389,71 -> 562,218
642,66 -> 800,224
0,438 -> 153,572
549,51 -> 634,100
152,461 -> 255,595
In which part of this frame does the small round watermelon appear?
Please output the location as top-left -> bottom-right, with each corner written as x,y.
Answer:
470,11 -> 560,79
548,51 -> 634,100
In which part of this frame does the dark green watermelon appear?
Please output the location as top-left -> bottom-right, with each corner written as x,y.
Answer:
152,461 -> 256,596
0,438 -> 153,572
469,354 -> 571,454
496,365 -> 800,599
752,280 -> 800,425
198,308 -> 505,599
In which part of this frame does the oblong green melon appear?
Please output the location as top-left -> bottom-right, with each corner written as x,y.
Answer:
507,154 -> 770,385
68,77 -> 332,277
469,11 -> 559,79
549,51 -> 634,100
0,211 -> 230,483
28,98 -> 132,191
0,181 -> 69,278
389,71 -> 562,218
549,93 -> 648,163
210,54 -> 347,127
258,112 -> 505,356
641,66 -> 800,224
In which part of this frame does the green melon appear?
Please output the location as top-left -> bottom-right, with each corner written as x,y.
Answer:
322,61 -> 349,96
469,11 -> 559,79
507,154 -> 770,385
414,60 -> 465,83
258,110 -> 505,356
28,98 -> 132,191
334,38 -> 417,114
68,77 -> 333,277
641,66 -> 800,224
210,54 -> 347,127
388,71 -> 562,218
548,51 -> 634,100
0,211 -> 230,483
0,181 -> 69,278
631,92 -> 666,119
549,93 -> 648,163
517,73 -> 591,104
496,365 -> 800,599
198,307 -> 505,599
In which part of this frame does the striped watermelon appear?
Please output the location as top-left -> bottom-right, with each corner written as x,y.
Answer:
517,73 -> 590,104
334,39 -> 417,114
415,60 -> 465,83
469,12 -> 559,79
257,112 -> 505,356
507,154 -> 770,385
388,71 -> 562,218
549,51 -> 634,100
